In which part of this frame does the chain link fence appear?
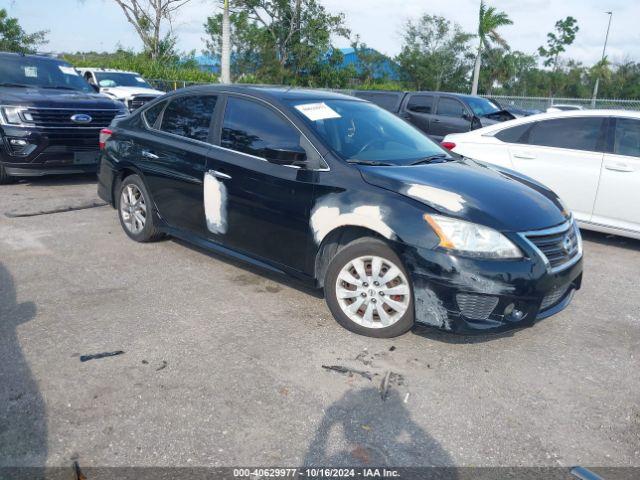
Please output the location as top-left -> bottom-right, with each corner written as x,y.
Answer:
147,79 -> 640,112
481,94 -> 640,112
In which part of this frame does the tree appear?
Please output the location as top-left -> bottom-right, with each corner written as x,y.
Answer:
110,0 -> 193,60
205,0 -> 349,85
538,16 -> 579,72
396,14 -> 473,91
0,8 -> 48,53
470,1 -> 512,95
350,36 -> 394,84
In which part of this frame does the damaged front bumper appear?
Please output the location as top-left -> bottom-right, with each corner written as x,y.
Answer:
402,236 -> 583,334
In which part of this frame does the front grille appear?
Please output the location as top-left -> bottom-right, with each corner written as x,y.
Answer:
27,108 -> 119,128
456,294 -> 499,320
524,221 -> 581,271
541,285 -> 570,310
128,95 -> 157,111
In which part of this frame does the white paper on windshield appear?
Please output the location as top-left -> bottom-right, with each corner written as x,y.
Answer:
58,66 -> 78,76
24,66 -> 38,78
295,102 -> 341,121
135,76 -> 145,83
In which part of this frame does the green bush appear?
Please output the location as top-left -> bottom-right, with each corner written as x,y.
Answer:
62,50 -> 219,83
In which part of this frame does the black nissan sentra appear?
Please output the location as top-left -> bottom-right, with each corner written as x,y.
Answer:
97,86 -> 583,338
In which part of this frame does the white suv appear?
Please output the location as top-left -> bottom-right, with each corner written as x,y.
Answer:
442,110 -> 640,240
79,68 -> 164,112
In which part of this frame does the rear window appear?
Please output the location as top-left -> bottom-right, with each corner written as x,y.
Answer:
160,95 -> 217,142
528,117 -> 604,152
354,92 -> 401,112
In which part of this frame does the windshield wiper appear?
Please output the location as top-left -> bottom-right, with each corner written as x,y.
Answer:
0,83 -> 31,88
410,154 -> 452,165
347,159 -> 395,166
41,85 -> 78,91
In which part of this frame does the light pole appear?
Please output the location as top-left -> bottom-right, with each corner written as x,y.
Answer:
591,11 -> 612,107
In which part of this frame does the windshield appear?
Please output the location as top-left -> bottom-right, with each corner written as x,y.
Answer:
466,96 -> 502,117
0,56 -> 93,92
95,72 -> 152,88
289,99 -> 447,165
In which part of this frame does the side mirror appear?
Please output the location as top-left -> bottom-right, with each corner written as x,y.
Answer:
90,83 -> 100,93
470,116 -> 482,130
264,145 -> 307,167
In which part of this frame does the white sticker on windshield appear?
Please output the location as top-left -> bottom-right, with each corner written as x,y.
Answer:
58,66 -> 78,76
135,76 -> 145,83
295,102 -> 341,122
24,66 -> 38,78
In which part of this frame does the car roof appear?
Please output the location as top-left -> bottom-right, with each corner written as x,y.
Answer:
166,84 -> 363,103
0,51 -> 66,63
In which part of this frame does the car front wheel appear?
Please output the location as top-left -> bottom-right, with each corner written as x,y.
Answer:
117,174 -> 163,242
324,238 -> 414,338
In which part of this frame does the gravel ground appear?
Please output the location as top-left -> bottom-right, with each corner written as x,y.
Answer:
0,174 -> 638,469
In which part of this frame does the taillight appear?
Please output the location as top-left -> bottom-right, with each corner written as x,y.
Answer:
99,128 -> 113,150
441,141 -> 456,151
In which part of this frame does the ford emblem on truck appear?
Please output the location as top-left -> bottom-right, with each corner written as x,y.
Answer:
71,113 -> 92,124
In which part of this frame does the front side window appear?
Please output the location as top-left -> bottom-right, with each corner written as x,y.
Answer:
613,118 -> 640,157
160,95 -> 217,142
221,97 -> 301,159
527,117 -> 604,152
407,95 -> 433,114
289,99 -> 445,165
437,98 -> 465,117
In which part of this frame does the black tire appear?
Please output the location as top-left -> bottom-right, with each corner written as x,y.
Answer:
324,237 -> 415,338
0,164 -> 15,185
116,174 -> 164,242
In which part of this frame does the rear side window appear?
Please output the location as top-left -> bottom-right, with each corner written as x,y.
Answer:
437,98 -> 465,117
406,95 -> 433,114
528,117 -> 604,152
355,92 -> 400,112
143,101 -> 166,128
221,97 -> 300,159
495,123 -> 532,144
613,118 -> 640,157
160,95 -> 217,142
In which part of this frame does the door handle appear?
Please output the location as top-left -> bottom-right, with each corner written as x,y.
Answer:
433,119 -> 441,123
208,169 -> 232,180
513,153 -> 536,160
141,150 -> 159,160
605,162 -> 634,172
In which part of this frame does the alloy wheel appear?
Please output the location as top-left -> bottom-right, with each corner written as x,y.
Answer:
335,255 -> 411,329
120,184 -> 147,234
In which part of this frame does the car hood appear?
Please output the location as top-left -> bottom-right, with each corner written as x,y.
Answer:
359,158 -> 569,232
0,86 -> 122,109
100,86 -> 164,99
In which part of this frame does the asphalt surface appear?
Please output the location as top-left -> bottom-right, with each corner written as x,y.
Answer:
0,174 -> 638,469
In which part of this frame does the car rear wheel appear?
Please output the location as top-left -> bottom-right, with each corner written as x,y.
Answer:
0,165 -> 15,185
117,174 -> 164,242
324,237 -> 414,338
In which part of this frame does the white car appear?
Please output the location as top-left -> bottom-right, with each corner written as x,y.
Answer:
442,110 -> 640,240
78,68 -> 164,112
546,104 -> 585,113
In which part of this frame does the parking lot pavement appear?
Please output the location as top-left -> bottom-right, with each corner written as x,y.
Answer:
0,175 -> 638,469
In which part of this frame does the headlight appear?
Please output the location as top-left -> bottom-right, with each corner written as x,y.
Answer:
0,106 -> 33,125
424,214 -> 522,259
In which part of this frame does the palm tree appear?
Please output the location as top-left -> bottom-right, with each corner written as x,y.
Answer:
471,1 -> 512,95
221,0 -> 231,83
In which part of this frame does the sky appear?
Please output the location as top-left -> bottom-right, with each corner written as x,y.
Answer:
1,0 -> 639,66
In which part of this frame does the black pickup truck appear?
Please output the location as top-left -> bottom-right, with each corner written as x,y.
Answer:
352,90 -> 518,141
0,52 -> 127,184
